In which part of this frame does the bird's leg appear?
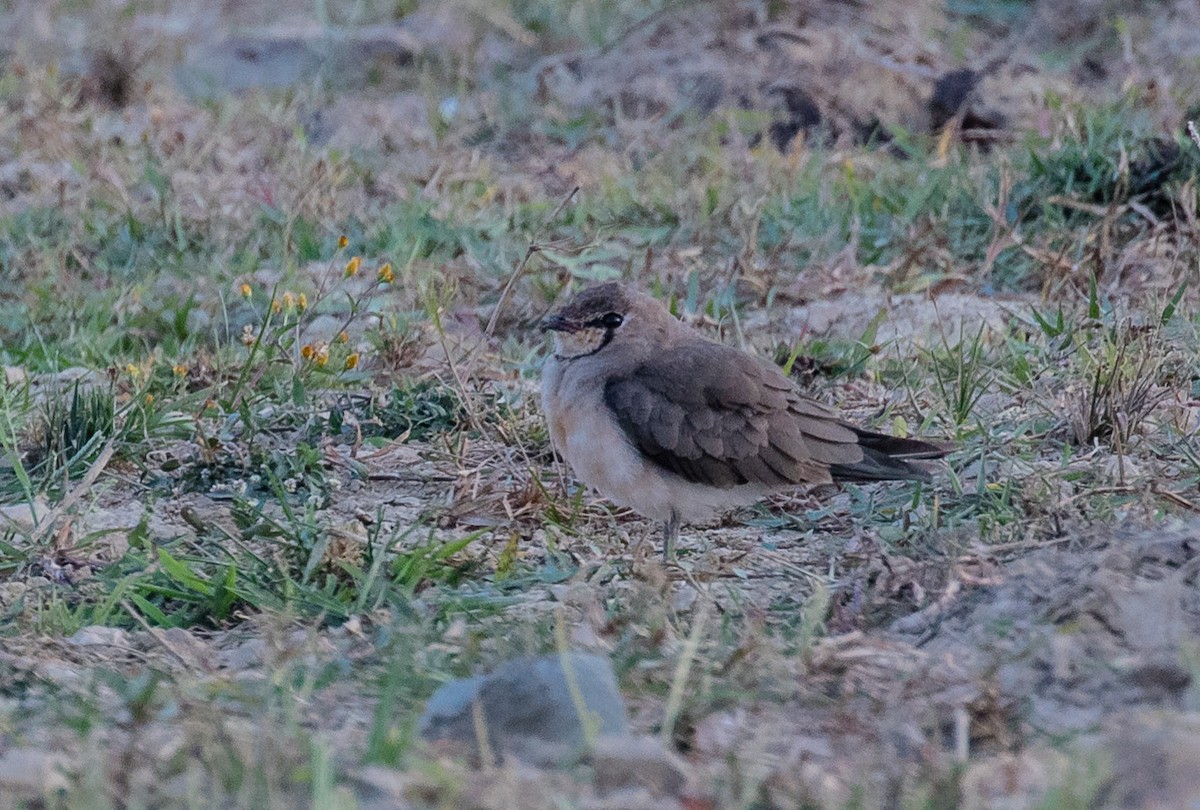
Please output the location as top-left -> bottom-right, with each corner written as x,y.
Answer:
662,510 -> 680,561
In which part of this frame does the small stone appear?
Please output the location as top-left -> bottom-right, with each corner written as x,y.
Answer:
1100,454 -> 1141,482
672,583 -> 698,613
582,787 -> 681,810
960,749 -> 1067,810
29,367 -> 106,404
0,748 -> 70,794
591,735 -> 689,798
1104,710 -> 1200,807
1125,658 -> 1192,695
0,581 -> 27,605
419,653 -> 630,767
549,582 -> 593,607
351,765 -> 410,809
66,626 -> 130,647
159,627 -> 213,670
0,498 -> 50,533
176,25 -> 417,97
34,663 -> 84,686
300,314 -> 346,346
217,638 -> 266,671
79,505 -> 143,558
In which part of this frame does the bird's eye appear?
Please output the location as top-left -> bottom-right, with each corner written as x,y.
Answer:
601,312 -> 624,329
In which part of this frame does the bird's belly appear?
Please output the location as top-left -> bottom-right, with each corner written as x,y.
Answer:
554,403 -> 766,524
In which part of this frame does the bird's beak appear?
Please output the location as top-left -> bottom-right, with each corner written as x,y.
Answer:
539,313 -> 577,333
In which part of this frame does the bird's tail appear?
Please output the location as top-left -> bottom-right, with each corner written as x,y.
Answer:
828,427 -> 952,483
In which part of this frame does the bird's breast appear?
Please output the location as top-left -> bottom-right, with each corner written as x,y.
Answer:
541,359 -> 764,524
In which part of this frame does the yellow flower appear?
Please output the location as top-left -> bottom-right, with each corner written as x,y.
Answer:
377,262 -> 394,284
172,363 -> 188,377
337,331 -> 349,344
315,347 -> 329,367
344,256 -> 361,277
337,235 -> 349,249
239,283 -> 252,299
301,344 -> 315,360
282,291 -> 296,311
144,393 -> 155,405
125,363 -> 140,377
271,298 -> 282,314
297,292 -> 308,312
344,353 -> 359,370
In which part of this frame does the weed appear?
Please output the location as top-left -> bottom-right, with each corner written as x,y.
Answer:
926,323 -> 994,428
365,378 -> 470,441
5,5 -> 1200,808
1068,327 -> 1173,449
27,382 -> 115,485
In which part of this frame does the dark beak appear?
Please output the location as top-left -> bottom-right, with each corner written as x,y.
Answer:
539,314 -> 576,333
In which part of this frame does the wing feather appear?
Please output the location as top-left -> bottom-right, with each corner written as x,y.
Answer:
603,341 -> 948,489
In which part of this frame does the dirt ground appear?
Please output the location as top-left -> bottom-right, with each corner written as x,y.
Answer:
3,1 -> 1200,808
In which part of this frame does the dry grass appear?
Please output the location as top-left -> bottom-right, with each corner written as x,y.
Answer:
2,0 -> 1200,807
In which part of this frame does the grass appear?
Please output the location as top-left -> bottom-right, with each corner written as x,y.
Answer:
2,0 -> 1200,807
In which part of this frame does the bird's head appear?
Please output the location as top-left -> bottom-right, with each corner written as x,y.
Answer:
539,282 -> 671,361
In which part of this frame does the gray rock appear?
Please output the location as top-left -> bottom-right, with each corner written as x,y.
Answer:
66,626 -> 131,647
591,735 -> 689,798
780,291 -> 1011,348
0,498 -> 50,533
28,367 -> 107,405
419,653 -> 630,767
0,748 -> 70,794
176,25 -> 417,97
216,638 -> 267,671
0,581 -> 27,606
1104,710 -> 1200,808
582,787 -> 682,810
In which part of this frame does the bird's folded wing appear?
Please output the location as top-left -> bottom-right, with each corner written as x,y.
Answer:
602,342 -> 867,489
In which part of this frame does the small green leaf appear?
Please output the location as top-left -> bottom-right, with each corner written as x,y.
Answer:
157,547 -> 213,596
1161,281 -> 1188,326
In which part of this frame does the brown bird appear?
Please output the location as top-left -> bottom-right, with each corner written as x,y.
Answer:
540,282 -> 950,559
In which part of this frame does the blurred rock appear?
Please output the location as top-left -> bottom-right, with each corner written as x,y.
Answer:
590,735 -> 689,798
159,627 -> 214,671
176,25 -> 417,97
960,749 -> 1069,810
419,652 -> 629,766
26,367 -> 108,410
781,290 -> 1011,347
0,748 -> 70,795
0,498 -> 50,533
582,787 -> 681,810
1105,710 -> 1200,808
79,504 -> 144,559
67,626 -> 131,647
304,93 -> 436,154
0,581 -> 27,606
216,638 -> 266,671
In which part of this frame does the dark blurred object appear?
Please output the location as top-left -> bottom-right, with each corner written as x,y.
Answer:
86,50 -> 134,108
929,68 -> 1007,143
766,84 -> 823,150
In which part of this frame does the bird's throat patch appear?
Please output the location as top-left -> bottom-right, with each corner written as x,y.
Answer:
553,326 -> 613,360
